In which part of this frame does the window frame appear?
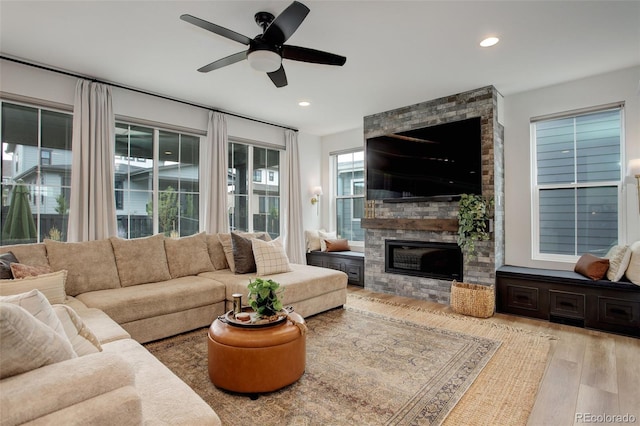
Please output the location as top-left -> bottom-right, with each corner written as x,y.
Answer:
332,149 -> 365,245
530,103 -> 625,263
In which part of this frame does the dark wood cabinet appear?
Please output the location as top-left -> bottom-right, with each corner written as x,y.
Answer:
306,251 -> 365,287
497,266 -> 640,337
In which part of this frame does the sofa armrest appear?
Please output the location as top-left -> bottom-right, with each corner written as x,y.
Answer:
0,352 -> 142,426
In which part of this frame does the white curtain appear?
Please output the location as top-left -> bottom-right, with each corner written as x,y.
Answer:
67,79 -> 117,242
284,129 -> 305,264
202,111 -> 229,233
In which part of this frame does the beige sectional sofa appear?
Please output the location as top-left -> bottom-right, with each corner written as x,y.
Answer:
0,232 -> 348,425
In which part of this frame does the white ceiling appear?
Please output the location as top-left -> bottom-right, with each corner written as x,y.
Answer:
1,1 -> 639,136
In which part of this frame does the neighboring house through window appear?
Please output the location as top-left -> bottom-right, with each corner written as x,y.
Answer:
115,122 -> 201,239
333,150 -> 365,242
1,101 -> 72,244
531,105 -> 623,261
228,141 -> 281,239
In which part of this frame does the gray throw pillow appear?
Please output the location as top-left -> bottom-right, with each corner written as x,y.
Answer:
231,232 -> 267,274
0,252 -> 19,279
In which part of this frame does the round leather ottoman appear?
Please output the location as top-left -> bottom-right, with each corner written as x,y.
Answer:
207,312 -> 306,395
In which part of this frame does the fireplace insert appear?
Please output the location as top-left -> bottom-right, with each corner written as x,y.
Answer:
385,240 -> 462,281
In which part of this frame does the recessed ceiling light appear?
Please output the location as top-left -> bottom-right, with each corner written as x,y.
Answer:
480,37 -> 500,47
298,101 -> 311,107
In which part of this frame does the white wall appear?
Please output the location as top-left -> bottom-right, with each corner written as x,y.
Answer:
297,132 -> 322,232
504,66 -> 640,270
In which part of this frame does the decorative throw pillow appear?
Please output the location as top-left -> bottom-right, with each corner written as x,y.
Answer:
325,238 -> 350,252
45,239 -> 121,296
0,252 -> 18,279
0,270 -> 67,304
110,234 -> 172,287
53,304 -> 102,356
625,241 -> 640,285
219,232 -> 270,273
10,262 -> 51,279
164,232 -> 215,278
304,229 -> 325,252
0,302 -> 76,379
0,289 -> 67,338
252,237 -> 292,276
604,245 -> 632,282
232,232 -> 263,274
206,233 -> 229,270
318,231 -> 337,251
574,253 -> 609,280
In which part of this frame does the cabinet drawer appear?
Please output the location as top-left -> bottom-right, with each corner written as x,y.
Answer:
506,285 -> 539,311
550,291 -> 585,319
345,264 -> 363,285
598,297 -> 640,326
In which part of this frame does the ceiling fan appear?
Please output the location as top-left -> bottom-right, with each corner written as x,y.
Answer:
180,1 -> 346,88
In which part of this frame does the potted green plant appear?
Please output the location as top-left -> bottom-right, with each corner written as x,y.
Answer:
247,278 -> 284,319
457,193 -> 494,263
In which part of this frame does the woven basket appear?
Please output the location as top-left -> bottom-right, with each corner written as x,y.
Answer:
450,281 -> 495,318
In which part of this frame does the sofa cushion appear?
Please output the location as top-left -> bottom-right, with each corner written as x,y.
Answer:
0,252 -> 18,279
0,270 -> 67,304
53,304 -> 102,356
10,262 -> 51,278
110,234 -> 172,287
218,232 -> 270,273
76,276 -> 226,325
206,233 -> 229,270
0,302 -> 76,379
605,244 -> 632,282
252,237 -> 292,276
0,243 -> 49,268
45,239 -> 120,296
203,263 -> 347,305
164,232 -> 215,278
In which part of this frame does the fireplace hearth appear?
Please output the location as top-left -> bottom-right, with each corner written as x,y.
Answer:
385,240 -> 462,281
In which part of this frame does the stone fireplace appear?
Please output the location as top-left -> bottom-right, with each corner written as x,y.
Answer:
362,86 -> 505,304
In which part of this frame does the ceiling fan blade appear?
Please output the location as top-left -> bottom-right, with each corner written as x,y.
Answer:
197,51 -> 247,73
267,66 -> 288,88
263,1 -> 310,45
282,45 -> 346,66
180,14 -> 252,46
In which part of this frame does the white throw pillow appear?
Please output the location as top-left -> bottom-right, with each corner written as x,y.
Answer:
0,270 -> 67,304
0,289 -> 67,338
604,245 -> 632,282
318,230 -> 337,252
53,304 -> 102,356
625,241 -> 640,285
304,229 -> 325,252
0,302 -> 76,379
252,237 -> 292,276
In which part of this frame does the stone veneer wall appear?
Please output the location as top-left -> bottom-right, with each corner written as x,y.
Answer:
363,86 -> 505,304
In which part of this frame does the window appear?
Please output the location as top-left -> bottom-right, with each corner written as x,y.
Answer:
334,150 -> 365,242
228,141 -> 281,239
1,101 -> 72,245
115,123 -> 200,239
532,106 -> 622,260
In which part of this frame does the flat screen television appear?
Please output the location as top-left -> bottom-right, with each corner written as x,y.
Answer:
366,117 -> 482,201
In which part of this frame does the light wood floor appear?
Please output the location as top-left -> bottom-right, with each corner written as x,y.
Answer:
347,286 -> 640,426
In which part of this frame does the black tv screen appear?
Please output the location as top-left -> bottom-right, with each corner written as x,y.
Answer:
366,117 -> 482,201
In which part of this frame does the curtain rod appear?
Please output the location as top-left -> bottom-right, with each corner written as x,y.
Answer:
0,55 -> 298,132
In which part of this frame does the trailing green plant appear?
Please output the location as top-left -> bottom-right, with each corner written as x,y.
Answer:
247,278 -> 283,318
457,193 -> 494,263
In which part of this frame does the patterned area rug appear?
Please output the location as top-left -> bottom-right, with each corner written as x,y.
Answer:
146,299 -> 508,425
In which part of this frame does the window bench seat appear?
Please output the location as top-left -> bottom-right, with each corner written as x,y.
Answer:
306,251 -> 364,287
496,265 -> 640,337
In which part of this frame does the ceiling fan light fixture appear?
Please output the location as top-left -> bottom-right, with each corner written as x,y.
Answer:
247,50 -> 282,72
